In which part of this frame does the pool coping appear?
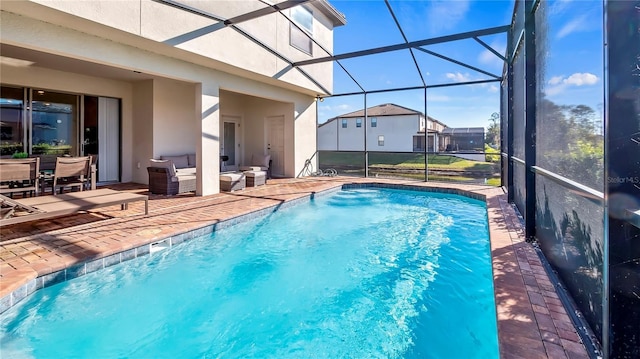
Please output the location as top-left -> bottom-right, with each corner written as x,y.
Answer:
0,179 -> 589,358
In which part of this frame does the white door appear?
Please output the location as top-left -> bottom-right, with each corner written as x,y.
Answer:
221,116 -> 240,172
266,115 -> 285,177
97,97 -> 120,181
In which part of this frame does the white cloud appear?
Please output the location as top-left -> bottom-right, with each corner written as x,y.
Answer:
445,72 -> 471,82
548,76 -> 564,85
550,0 -> 575,16
478,42 -> 507,69
564,73 -> 598,86
546,72 -> 599,96
333,104 -> 351,111
427,0 -> 470,34
444,72 -> 501,94
557,15 -> 589,39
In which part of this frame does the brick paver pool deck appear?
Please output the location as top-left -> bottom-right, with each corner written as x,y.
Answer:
0,177 -> 589,358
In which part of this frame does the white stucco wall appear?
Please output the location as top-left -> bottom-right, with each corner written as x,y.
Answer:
337,118 -> 365,151
152,79 -> 198,158
8,0 -> 336,96
318,121 -> 338,151
293,98 -> 318,177
132,80 -> 154,184
367,115 -> 420,152
318,115 -> 421,152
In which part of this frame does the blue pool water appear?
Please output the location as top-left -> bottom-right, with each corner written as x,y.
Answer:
1,188 -> 498,358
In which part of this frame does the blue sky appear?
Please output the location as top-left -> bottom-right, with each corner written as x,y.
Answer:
317,0 -> 605,129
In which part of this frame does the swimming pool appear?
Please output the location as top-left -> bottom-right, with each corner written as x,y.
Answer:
0,187 -> 498,358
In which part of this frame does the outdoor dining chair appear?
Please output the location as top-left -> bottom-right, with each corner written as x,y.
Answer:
51,156 -> 91,195
0,158 -> 40,197
0,157 -> 41,198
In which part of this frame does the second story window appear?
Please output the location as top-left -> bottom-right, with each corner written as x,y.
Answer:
290,6 -> 313,55
356,118 -> 362,127
342,119 -> 347,128
371,117 -> 377,127
378,135 -> 385,146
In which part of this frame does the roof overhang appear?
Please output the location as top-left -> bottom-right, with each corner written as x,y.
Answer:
313,0 -> 347,27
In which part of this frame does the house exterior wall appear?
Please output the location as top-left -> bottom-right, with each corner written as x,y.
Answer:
293,97 -> 318,177
319,114 -> 421,152
1,0 -> 332,194
337,118 -> 365,151
132,81 -> 154,184
5,0 -> 335,95
152,79 -> 198,159
367,115 -> 420,152
318,120 -> 339,151
428,121 -> 447,132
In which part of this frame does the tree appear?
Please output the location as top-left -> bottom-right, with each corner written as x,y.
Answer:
485,112 -> 500,148
537,98 -> 604,190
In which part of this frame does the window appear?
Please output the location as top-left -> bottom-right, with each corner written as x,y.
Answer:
290,6 -> 313,54
0,86 -> 25,156
371,117 -> 377,127
341,119 -> 347,128
378,135 -> 384,146
356,118 -> 362,127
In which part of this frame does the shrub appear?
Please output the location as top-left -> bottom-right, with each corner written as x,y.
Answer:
11,152 -> 28,159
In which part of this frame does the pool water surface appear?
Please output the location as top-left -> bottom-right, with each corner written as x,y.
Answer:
0,188 -> 498,358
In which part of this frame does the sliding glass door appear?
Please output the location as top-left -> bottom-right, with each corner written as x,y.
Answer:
0,87 -> 25,157
31,89 -> 78,156
0,85 -> 121,182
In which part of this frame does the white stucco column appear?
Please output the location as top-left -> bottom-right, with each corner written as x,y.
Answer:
197,83 -> 220,196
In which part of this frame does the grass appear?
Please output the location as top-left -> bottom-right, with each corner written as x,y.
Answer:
318,151 -> 502,186
319,152 -> 497,172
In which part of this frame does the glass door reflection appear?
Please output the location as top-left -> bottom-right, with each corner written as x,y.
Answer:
0,86 -> 25,157
31,90 -> 78,156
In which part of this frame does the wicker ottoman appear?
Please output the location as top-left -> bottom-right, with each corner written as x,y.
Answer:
220,172 -> 245,192
245,170 -> 267,187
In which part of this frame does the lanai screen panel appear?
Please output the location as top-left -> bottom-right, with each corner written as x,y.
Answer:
511,41 -> 526,217
533,0 -> 605,344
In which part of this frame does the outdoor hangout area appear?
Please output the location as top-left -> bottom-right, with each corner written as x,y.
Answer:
0,156 -> 147,226
0,0 -> 638,358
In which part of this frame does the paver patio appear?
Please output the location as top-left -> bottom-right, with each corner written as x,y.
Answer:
0,177 -> 588,358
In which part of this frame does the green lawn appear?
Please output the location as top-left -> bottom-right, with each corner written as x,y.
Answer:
318,151 -> 501,186
319,152 -> 496,172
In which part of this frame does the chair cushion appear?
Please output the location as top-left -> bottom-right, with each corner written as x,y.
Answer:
187,154 -> 196,167
246,154 -> 271,169
251,155 -> 271,168
220,172 -> 245,181
161,154 -> 189,169
244,170 -> 266,178
149,159 -> 176,177
172,172 -> 196,183
239,166 -> 262,172
262,154 -> 271,168
176,167 -> 197,176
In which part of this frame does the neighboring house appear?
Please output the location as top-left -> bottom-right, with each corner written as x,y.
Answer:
318,103 -> 448,152
0,0 -> 346,195
441,128 -> 485,152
